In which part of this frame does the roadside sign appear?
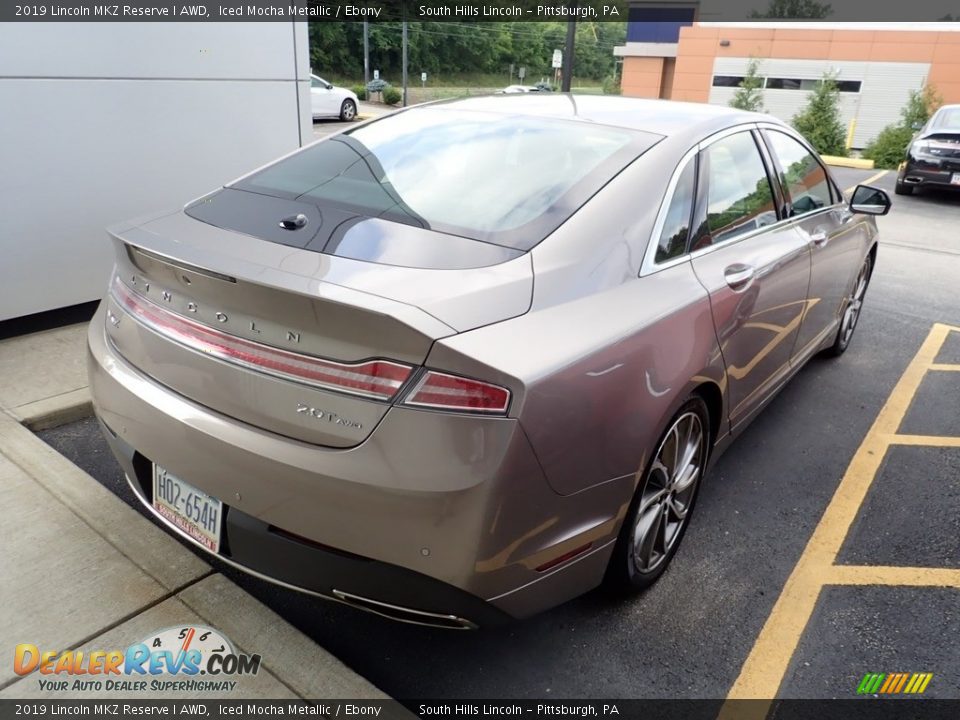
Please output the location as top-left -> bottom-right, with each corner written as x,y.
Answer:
421,72 -> 427,83
552,49 -> 562,69
373,69 -> 380,80
518,66 -> 526,80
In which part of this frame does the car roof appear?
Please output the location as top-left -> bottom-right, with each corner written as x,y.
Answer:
425,94 -> 773,139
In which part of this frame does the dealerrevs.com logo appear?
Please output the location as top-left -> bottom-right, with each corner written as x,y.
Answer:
14,625 -> 261,693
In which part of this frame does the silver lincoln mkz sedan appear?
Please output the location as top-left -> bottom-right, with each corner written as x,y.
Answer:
89,95 -> 890,628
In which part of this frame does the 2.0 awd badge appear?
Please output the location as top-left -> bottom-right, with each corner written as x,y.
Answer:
296,404 -> 363,430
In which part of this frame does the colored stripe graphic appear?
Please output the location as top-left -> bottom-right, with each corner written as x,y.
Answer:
907,673 -> 934,694
857,673 -> 885,694
892,673 -> 909,693
856,672 -> 932,694
879,674 -> 897,693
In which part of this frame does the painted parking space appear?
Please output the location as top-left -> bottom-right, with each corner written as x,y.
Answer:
721,322 -> 960,710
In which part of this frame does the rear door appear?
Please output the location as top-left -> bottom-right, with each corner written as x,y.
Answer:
688,128 -> 811,429
760,127 -> 868,358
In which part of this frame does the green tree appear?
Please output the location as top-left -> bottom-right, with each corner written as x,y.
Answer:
791,73 -> 848,156
749,0 -> 831,17
729,58 -> 764,112
901,84 -> 943,130
307,21 -> 623,83
862,85 -> 943,169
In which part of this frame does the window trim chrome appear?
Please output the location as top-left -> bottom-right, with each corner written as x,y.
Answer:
758,124 -> 843,208
640,121 -> 848,277
642,123 -> 768,276
640,144 -> 700,276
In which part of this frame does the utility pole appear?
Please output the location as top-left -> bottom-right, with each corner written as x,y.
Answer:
402,20 -> 408,106
363,21 -> 369,87
561,17 -> 576,92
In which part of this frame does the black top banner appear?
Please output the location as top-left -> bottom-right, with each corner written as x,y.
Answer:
4,0 -> 960,22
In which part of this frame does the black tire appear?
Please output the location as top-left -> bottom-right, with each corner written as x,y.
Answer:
339,99 -> 357,122
605,395 -> 710,592
894,179 -> 914,196
826,252 -> 872,357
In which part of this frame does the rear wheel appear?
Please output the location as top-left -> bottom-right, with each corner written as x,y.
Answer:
339,99 -> 357,121
894,178 -> 914,195
827,253 -> 872,357
606,396 -> 709,592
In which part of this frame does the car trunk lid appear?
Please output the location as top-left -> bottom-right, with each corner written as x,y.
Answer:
103,211 -> 532,447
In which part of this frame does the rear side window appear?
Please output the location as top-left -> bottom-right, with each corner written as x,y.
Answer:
655,157 -> 696,263
765,130 -> 833,216
234,107 -> 660,250
693,132 -> 777,249
932,107 -> 960,130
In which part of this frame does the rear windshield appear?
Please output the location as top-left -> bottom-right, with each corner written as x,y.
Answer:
931,107 -> 960,131
233,107 -> 660,249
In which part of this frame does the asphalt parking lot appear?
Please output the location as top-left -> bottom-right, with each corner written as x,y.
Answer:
41,166 -> 960,701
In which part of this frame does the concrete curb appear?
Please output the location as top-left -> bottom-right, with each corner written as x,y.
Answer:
10,387 -> 93,431
0,320 -> 394,699
0,409 -> 391,699
822,155 -> 875,169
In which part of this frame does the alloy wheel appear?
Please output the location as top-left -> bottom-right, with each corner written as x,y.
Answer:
632,411 -> 705,574
840,257 -> 871,349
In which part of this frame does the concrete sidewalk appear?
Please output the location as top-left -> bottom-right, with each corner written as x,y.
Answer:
357,100 -> 395,120
0,323 -> 388,700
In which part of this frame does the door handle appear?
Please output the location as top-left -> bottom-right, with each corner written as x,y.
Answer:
809,229 -> 829,247
724,264 -> 755,290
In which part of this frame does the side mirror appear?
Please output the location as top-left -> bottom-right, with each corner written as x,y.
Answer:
850,184 -> 892,216
911,121 -> 923,131
326,83 -> 334,90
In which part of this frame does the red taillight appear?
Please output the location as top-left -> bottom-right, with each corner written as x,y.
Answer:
402,370 -> 510,415
110,277 -> 412,401
535,543 -> 593,573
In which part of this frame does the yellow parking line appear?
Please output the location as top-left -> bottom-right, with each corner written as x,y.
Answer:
886,434 -> 960,447
929,363 -> 960,372
826,565 -> 960,587
719,323 -> 954,711
843,169 -> 888,195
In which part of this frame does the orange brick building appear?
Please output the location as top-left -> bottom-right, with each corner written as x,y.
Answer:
616,20 -> 960,148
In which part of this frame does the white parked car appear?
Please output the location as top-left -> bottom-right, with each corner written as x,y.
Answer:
310,74 -> 358,121
498,84 -> 554,94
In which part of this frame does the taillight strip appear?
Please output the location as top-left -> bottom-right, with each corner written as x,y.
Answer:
111,277 -> 412,400
403,370 -> 511,415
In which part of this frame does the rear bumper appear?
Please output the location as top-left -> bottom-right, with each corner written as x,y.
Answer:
105,423 -> 502,629
87,305 -> 624,625
899,159 -> 960,189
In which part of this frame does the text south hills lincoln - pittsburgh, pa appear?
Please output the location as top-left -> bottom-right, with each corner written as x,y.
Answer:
418,705 -> 621,717
417,4 -> 620,18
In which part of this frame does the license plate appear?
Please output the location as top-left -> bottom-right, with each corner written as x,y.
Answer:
951,173 -> 960,186
153,465 -> 222,553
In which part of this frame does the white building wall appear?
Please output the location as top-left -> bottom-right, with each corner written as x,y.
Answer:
708,57 -> 930,150
0,23 -> 311,321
